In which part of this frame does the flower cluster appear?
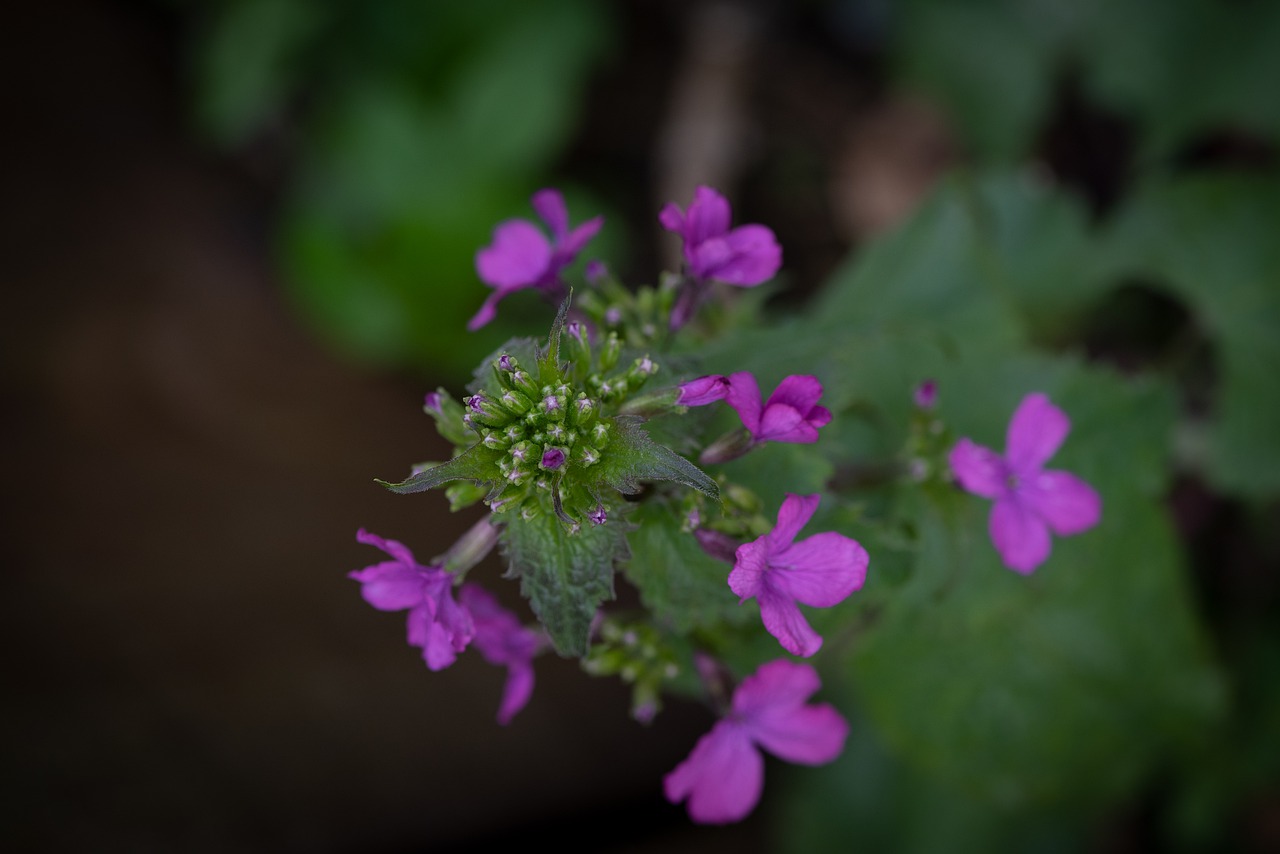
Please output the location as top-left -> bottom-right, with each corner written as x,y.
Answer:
350,527 -> 543,723
350,183 -> 1104,828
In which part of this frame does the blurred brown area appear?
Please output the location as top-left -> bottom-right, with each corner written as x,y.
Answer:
0,2 -> 772,851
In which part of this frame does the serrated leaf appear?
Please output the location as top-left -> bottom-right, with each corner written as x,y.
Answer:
377,443 -> 500,494
500,511 -> 625,656
622,500 -> 751,633
589,417 -> 719,500
536,296 -> 571,383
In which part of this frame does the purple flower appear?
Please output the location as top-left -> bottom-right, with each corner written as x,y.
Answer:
677,374 -> 731,406
730,494 -> 868,656
913,379 -> 937,410
470,189 -> 603,331
726,372 -> 832,445
350,530 -> 474,670
458,585 -> 541,725
949,392 -> 1102,573
664,659 -> 848,824
659,186 -> 781,286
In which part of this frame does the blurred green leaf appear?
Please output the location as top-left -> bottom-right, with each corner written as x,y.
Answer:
850,367 -> 1223,809
1099,172 -> 1280,497
892,0 -> 1069,161
194,0 -> 324,144
776,705 -> 1087,854
1080,0 -> 1280,161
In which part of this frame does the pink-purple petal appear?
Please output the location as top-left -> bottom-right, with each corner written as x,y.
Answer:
767,493 -> 820,550
757,405 -> 819,443
557,215 -> 604,260
475,220 -> 552,288
757,587 -> 824,657
664,721 -> 764,824
749,703 -> 849,766
1005,392 -> 1071,473
677,374 -> 730,406
356,529 -> 418,567
771,533 -> 868,607
348,562 -> 426,611
705,224 -> 782,285
990,496 -> 1053,574
496,661 -> 535,725
1019,470 -> 1102,536
949,438 -> 1009,499
684,185 -> 732,246
725,371 -> 763,434
658,202 -> 685,233
765,375 -> 824,413
466,290 -> 504,331
728,539 -> 768,602
731,659 -> 822,718
530,188 -> 569,240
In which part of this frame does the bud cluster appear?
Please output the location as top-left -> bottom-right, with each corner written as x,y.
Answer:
582,618 -> 680,723
450,350 -> 662,527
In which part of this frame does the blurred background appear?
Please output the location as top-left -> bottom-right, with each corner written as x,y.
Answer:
1,0 -> 1276,851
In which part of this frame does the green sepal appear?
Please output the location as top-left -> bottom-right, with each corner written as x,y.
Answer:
376,443 -> 502,495
536,294 -> 572,384
587,416 -> 719,500
500,508 -> 626,657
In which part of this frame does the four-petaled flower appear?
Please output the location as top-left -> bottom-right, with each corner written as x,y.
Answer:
665,659 -> 849,824
949,392 -> 1102,573
727,372 -> 831,445
729,494 -> 868,656
458,584 -> 542,725
350,530 -> 474,670
659,185 -> 781,286
470,188 -> 603,330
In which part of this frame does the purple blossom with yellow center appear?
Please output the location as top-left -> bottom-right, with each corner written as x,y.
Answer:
469,189 -> 603,331
458,584 -> 542,725
726,372 -> 831,445
664,659 -> 849,824
729,493 -> 868,657
949,392 -> 1102,573
350,530 -> 474,670
659,185 -> 781,287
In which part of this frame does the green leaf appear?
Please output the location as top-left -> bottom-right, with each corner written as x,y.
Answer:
847,367 -> 1224,808
536,295 -> 571,384
622,500 -> 752,633
588,417 -> 719,500
894,0 -> 1062,161
1100,172 -> 1280,496
500,511 -> 626,657
376,444 -> 500,494
775,705 -> 1089,854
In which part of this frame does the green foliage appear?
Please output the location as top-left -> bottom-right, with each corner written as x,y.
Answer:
376,443 -> 501,495
703,175 -> 1227,814
1099,173 -> 1280,496
192,0 -> 614,378
590,417 -> 719,500
895,0 -> 1280,163
500,510 -> 625,657
624,499 -> 753,633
